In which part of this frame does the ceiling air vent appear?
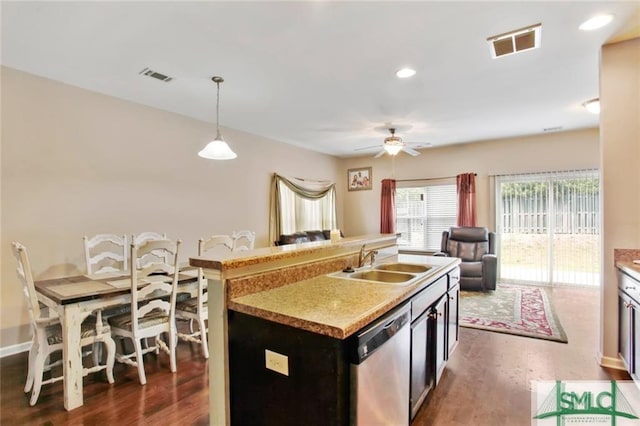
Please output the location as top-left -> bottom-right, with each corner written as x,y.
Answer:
487,23 -> 542,59
139,67 -> 173,82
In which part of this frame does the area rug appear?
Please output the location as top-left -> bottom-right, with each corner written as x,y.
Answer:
459,284 -> 568,343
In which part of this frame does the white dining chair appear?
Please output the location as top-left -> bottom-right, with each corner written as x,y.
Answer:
231,230 -> 256,252
83,234 -> 128,276
132,232 -> 168,268
11,242 -> 115,406
175,237 -> 220,359
108,238 -> 181,385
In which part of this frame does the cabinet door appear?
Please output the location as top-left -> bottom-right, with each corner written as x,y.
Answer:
410,310 -> 434,420
619,290 -> 634,374
632,302 -> 639,382
434,295 -> 447,384
447,283 -> 460,358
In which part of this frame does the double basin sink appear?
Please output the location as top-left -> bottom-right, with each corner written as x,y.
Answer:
329,262 -> 432,286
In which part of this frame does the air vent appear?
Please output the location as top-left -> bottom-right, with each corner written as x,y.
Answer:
138,67 -> 173,82
487,23 -> 542,59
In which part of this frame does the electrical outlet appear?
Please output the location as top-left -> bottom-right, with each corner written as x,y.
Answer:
265,349 -> 289,376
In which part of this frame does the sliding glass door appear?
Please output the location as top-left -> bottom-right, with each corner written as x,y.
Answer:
496,170 -> 600,286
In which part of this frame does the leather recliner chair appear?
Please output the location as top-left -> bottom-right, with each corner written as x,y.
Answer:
435,226 -> 497,291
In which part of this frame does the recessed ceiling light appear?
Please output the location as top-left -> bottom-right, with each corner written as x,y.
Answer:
582,98 -> 600,114
396,68 -> 416,78
579,14 -> 614,31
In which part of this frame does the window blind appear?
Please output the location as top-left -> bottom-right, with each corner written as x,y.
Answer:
396,185 -> 457,251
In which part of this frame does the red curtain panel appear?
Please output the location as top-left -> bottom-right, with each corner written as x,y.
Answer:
380,179 -> 397,233
456,173 -> 477,227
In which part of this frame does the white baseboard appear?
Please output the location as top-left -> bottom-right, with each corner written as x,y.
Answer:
0,341 -> 30,358
596,352 -> 626,370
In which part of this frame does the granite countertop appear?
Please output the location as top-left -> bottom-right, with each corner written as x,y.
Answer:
228,254 -> 460,339
617,260 -> 640,283
190,233 -> 396,272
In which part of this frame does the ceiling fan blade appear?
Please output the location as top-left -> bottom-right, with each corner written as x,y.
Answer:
354,145 -> 380,152
374,150 -> 386,158
406,142 -> 432,148
402,146 -> 421,156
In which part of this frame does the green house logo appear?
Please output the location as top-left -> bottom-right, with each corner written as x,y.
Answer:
533,380 -> 639,425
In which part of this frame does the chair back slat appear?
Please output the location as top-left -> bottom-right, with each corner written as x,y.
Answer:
200,235 -> 233,254
133,232 -> 169,268
83,234 -> 128,275
137,299 -> 171,318
130,239 -> 180,332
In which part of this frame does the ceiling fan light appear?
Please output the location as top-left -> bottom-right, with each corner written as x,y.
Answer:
198,137 -> 238,160
384,144 -> 403,156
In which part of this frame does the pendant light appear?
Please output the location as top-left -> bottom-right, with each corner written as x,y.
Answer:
198,76 -> 237,160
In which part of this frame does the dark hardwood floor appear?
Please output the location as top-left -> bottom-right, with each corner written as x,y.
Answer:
0,286 -> 630,425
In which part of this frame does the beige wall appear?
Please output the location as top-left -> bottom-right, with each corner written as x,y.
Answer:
339,128 -> 600,236
600,38 -> 640,364
0,66 -> 342,347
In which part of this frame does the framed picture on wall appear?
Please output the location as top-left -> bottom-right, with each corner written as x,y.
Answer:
348,167 -> 372,191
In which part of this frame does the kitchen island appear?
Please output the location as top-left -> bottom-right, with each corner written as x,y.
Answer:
190,234 -> 460,425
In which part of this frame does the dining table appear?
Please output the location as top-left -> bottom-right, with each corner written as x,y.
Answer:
33,265 -> 200,411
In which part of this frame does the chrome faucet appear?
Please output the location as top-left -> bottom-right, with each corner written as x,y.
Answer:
358,244 -> 378,268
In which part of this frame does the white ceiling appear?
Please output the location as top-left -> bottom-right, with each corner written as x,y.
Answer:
2,1 -> 638,158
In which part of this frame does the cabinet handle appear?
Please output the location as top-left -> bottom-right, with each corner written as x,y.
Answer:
428,312 -> 443,319
449,296 -> 455,300
625,286 -> 637,291
624,302 -> 635,309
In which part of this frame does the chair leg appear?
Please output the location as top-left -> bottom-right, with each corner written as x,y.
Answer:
199,319 -> 209,360
133,338 -> 147,385
29,346 -> 46,406
24,337 -> 37,393
92,342 -> 103,367
169,327 -> 177,373
103,337 -> 116,384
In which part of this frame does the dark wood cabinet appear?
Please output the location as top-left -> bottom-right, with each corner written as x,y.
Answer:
409,269 -> 459,419
447,282 -> 460,359
434,295 -> 448,384
410,308 -> 434,419
228,311 -> 350,426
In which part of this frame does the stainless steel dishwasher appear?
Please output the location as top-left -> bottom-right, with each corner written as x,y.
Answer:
350,303 -> 411,425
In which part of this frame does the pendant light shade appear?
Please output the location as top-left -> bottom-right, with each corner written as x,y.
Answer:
198,76 -> 237,160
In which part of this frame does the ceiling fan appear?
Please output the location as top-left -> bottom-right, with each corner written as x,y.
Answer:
355,127 -> 431,158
